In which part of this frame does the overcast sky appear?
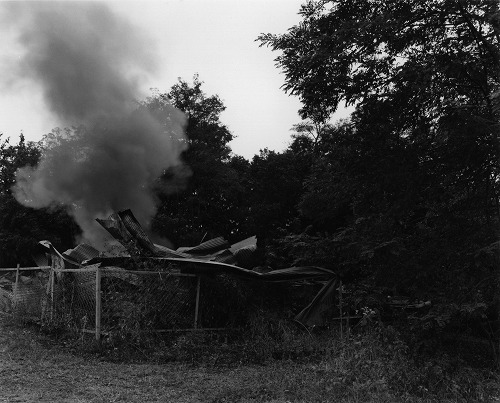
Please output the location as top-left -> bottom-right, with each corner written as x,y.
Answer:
0,0 -> 320,159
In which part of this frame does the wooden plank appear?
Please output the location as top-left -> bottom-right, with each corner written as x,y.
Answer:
330,315 -> 363,320
50,268 -> 55,321
13,264 -> 20,310
80,327 -> 233,334
339,279 -> 343,339
52,264 -> 101,273
95,266 -> 101,342
101,268 -> 196,277
194,276 -> 201,328
144,328 -> 236,333
81,328 -> 109,335
0,266 -> 50,271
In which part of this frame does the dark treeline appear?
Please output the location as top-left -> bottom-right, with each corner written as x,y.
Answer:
1,0 -> 499,363
255,0 -> 500,354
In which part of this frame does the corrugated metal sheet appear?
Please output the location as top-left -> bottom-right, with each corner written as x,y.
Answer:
36,209 -> 338,327
177,237 -> 230,255
63,243 -> 100,263
229,236 -> 257,253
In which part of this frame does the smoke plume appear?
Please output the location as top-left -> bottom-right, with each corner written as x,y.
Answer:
4,2 -> 187,244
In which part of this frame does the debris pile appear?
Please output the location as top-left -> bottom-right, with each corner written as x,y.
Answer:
31,209 -> 337,327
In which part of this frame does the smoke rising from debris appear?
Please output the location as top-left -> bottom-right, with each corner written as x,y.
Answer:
4,2 -> 187,244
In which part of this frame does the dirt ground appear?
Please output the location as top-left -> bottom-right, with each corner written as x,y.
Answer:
0,319 -> 293,403
2,318 -> 499,403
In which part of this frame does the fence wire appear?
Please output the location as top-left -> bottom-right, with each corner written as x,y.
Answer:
1,264 -> 327,340
196,274 -> 250,329
101,269 -> 199,334
41,267 -> 245,338
45,267 -> 96,331
0,267 -> 50,323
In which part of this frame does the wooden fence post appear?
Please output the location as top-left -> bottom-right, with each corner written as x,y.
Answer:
194,276 -> 201,329
339,279 -> 343,339
95,266 -> 101,342
13,264 -> 20,312
50,267 -> 55,322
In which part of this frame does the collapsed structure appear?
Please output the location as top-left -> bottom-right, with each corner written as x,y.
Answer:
29,210 -> 338,328
1,210 -> 339,336
1,209 -> 433,339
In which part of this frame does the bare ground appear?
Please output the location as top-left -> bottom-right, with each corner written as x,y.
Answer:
1,356 -> 280,403
0,319 -> 336,403
1,318 -> 498,402
0,319 -> 280,403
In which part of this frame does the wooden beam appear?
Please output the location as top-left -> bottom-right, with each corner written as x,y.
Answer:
95,266 -> 101,342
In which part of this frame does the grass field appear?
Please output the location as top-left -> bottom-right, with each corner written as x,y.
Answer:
0,317 -> 499,402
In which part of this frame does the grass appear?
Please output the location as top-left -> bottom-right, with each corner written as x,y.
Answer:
0,315 -> 499,403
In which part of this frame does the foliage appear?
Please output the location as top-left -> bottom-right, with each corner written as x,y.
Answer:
0,135 -> 77,266
259,0 -> 500,122
258,0 -> 500,349
44,314 -> 500,402
149,76 -> 252,246
246,148 -> 311,243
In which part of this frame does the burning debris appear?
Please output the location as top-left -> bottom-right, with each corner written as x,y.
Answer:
1,209 -> 431,331
41,209 -> 333,281
26,209 -> 336,328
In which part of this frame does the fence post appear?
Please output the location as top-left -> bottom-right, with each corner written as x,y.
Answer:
13,264 -> 20,313
194,276 -> 201,329
95,266 -> 101,342
50,267 -> 55,322
339,279 -> 343,339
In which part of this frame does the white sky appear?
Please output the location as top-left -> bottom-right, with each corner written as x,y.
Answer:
0,0 -> 350,159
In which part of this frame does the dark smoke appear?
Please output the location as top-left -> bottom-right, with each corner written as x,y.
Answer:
4,2 -> 187,244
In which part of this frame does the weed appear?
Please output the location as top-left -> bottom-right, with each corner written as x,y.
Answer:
6,309 -> 498,402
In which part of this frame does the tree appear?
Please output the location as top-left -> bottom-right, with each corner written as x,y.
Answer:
149,76 -> 251,245
259,0 -> 500,122
259,0 -> 500,213
259,0 -> 500,335
247,148 -> 312,242
0,135 -> 77,266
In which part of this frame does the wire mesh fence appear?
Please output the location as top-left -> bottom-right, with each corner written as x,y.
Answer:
100,269 -> 200,334
47,266 -> 97,333
0,263 -> 249,339
0,266 -> 51,323
39,265 -> 247,340
0,262 -> 333,343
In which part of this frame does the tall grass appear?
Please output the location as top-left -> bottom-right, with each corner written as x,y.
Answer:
90,309 -> 500,402
7,306 -> 498,402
